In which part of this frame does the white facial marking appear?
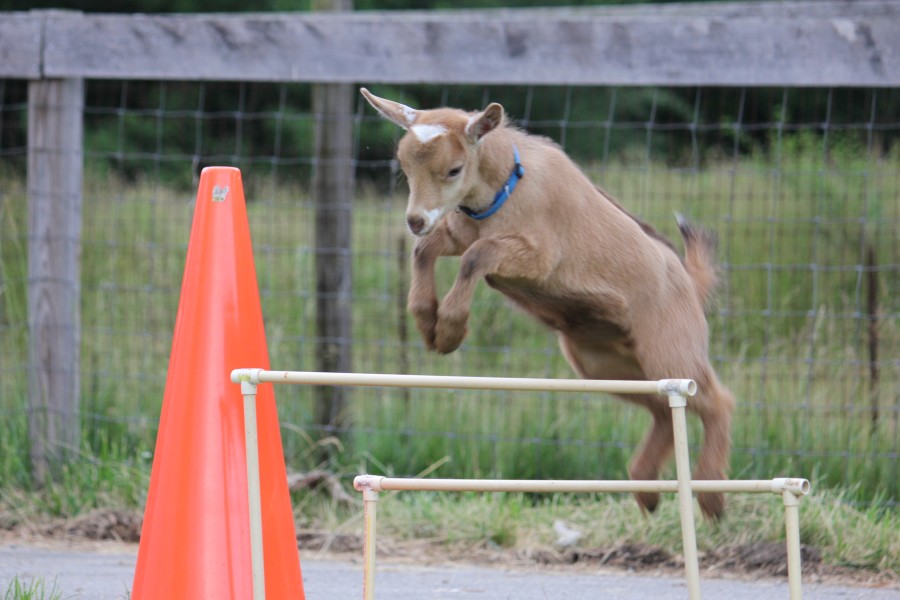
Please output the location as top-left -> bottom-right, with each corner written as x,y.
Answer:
423,207 -> 443,230
411,124 -> 448,144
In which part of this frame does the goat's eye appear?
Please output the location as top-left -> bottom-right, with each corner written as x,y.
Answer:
446,166 -> 463,179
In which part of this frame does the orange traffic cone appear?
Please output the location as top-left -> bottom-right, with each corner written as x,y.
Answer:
132,167 -> 304,599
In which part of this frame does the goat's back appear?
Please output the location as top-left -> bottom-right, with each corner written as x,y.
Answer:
470,127 -> 713,376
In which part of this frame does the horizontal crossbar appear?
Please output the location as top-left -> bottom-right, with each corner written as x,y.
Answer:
230,369 -> 697,396
353,475 -> 811,496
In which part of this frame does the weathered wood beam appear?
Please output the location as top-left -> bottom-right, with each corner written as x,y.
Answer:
0,12 -> 42,78
9,2 -> 894,87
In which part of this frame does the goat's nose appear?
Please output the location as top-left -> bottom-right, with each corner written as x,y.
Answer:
407,215 -> 425,235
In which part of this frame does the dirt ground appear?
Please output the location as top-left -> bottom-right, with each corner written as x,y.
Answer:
2,508 -> 896,591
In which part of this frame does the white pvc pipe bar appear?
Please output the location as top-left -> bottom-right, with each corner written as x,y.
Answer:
231,369 -> 810,600
353,475 -> 811,496
231,368 -> 697,397
361,488 -> 378,600
229,369 -> 695,600
239,380 -> 266,600
669,393 -> 701,600
353,476 -> 810,600
783,491 -> 804,600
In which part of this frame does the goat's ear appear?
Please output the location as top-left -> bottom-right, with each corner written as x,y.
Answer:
465,103 -> 504,143
360,87 -> 417,130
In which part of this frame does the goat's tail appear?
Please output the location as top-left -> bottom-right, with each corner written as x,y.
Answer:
675,213 -> 719,309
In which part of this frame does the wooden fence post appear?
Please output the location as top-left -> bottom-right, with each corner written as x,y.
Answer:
312,0 -> 355,449
27,77 -> 84,482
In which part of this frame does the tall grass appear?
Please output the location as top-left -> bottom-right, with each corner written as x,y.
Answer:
2,577 -> 62,600
0,142 -> 897,516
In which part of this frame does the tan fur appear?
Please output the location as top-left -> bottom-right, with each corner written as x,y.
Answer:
362,89 -> 735,519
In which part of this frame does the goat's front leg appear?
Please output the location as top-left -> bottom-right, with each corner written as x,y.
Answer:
434,236 -> 544,354
409,228 -> 459,350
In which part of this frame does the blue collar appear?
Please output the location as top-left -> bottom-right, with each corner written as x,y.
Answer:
459,146 -> 524,220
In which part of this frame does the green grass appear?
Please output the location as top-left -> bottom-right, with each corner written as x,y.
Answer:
294,483 -> 899,574
2,577 -> 62,600
0,143 -> 897,553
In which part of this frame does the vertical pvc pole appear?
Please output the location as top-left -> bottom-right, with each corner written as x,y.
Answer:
669,393 -> 702,600
362,488 -> 379,600
241,380 -> 266,600
783,491 -> 803,600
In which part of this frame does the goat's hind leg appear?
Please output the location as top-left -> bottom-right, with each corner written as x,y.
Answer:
632,377 -> 734,520
630,388 -> 733,520
690,372 -> 735,520
626,397 -> 675,514
557,336 -> 671,513
631,391 -> 733,520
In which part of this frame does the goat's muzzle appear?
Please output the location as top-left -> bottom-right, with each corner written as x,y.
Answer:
407,215 -> 426,236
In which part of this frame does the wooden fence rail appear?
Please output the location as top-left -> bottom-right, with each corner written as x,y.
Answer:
3,3 -> 900,86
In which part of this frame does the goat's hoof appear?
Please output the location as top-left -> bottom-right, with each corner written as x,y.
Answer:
433,337 -> 463,354
416,326 -> 436,348
433,325 -> 466,354
698,492 -> 726,521
634,491 -> 660,515
412,316 -> 438,350
433,309 -> 468,353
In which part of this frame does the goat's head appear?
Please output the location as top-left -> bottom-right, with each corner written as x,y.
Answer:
361,88 -> 503,236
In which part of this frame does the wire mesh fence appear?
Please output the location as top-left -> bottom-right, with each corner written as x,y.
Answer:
0,79 -> 897,506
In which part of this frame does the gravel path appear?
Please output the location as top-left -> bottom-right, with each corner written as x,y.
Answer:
1,543 -> 897,599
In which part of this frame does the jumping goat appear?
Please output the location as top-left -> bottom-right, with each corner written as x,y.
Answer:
361,88 -> 735,519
